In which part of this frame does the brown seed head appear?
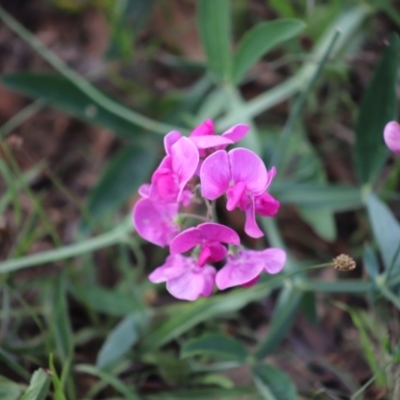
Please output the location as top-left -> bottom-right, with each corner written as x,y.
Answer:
333,254 -> 356,271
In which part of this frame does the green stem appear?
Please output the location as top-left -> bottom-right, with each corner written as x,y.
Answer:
0,5 -> 184,136
0,219 -> 132,274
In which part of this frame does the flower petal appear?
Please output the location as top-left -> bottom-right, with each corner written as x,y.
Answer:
148,255 -> 189,283
190,119 -> 214,137
384,121 -> 400,154
260,248 -> 286,274
197,222 -> 240,245
167,269 -> 205,301
170,227 -> 202,254
200,150 -> 231,200
200,265 -> 216,297
226,181 -> 246,211
244,199 -> 264,238
228,148 -> 268,195
190,135 -> 233,149
255,192 -> 280,217
216,255 -> 264,290
221,124 -> 249,143
164,130 -> 182,155
133,198 -> 179,247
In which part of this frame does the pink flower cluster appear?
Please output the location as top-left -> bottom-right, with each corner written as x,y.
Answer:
133,120 -> 285,301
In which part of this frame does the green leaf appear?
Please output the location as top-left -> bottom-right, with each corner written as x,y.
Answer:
197,0 -> 232,82
70,284 -> 142,317
49,355 -> 67,400
363,244 -> 380,280
97,312 -> 148,369
82,144 -> 157,232
20,369 -> 51,400
75,364 -> 139,400
2,73 -> 152,139
354,33 -> 399,185
366,193 -> 400,272
255,287 -> 302,360
0,348 -> 30,380
252,364 -> 298,400
271,182 -> 362,211
48,277 -> 73,363
0,375 -> 22,400
232,19 -> 305,83
299,208 -> 336,242
181,333 -> 248,362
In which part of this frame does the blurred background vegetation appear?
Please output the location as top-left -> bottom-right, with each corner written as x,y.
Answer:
1,0 -> 400,399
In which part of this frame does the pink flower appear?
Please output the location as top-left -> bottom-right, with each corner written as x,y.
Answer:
150,135 -> 199,204
384,121 -> 400,154
170,222 -> 240,266
132,198 -> 179,247
200,148 -> 279,238
216,248 -> 286,290
149,254 -> 216,301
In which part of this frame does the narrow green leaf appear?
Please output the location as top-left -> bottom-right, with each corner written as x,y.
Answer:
297,280 -> 371,293
197,0 -> 232,82
181,333 -> 248,362
82,145 -> 157,232
271,183 -> 362,211
48,277 -> 73,363
363,244 -> 380,280
255,287 -> 302,360
1,73 -> 167,139
366,193 -> 400,272
232,19 -> 305,83
75,364 -> 139,400
252,364 -> 298,400
20,369 -> 51,400
355,34 -> 399,185
97,312 -> 148,369
49,355 -> 67,400
0,348 -> 30,380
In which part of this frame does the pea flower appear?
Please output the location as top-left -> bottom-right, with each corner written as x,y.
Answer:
149,254 -> 216,301
170,222 -> 240,266
150,135 -> 199,204
384,121 -> 400,154
216,248 -> 286,290
200,148 -> 279,238
133,197 -> 179,247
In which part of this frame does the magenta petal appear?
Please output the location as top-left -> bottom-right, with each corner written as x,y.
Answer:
166,269 -> 205,301
266,166 -> 276,188
200,265 -> 216,297
164,131 -> 182,155
190,135 -> 233,149
216,255 -> 264,290
201,242 -> 227,264
255,193 -> 280,217
221,124 -> 249,143
261,248 -> 286,274
149,255 -> 189,283
244,200 -> 264,238
133,198 -> 179,247
190,119 -> 214,137
138,184 -> 151,197
170,227 -> 202,254
226,181 -> 246,211
200,150 -> 231,200
197,223 -> 240,245
170,137 -> 199,201
228,148 -> 268,195
241,275 -> 260,288
384,121 -> 400,154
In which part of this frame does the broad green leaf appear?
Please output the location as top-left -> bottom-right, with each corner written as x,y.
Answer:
366,193 -> 400,272
97,312 -> 148,369
0,375 -> 22,400
82,144 -> 157,232
20,369 -> 51,400
69,284 -> 142,317
144,386 -> 261,400
197,0 -> 232,82
299,208 -> 336,242
363,244 -> 380,280
255,286 -> 302,360
232,19 -> 305,83
75,364 -> 139,400
354,34 -> 399,185
181,333 -> 248,362
2,73 -> 150,139
252,364 -> 298,400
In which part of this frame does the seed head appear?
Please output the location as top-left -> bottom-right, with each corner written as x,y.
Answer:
333,254 -> 356,271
